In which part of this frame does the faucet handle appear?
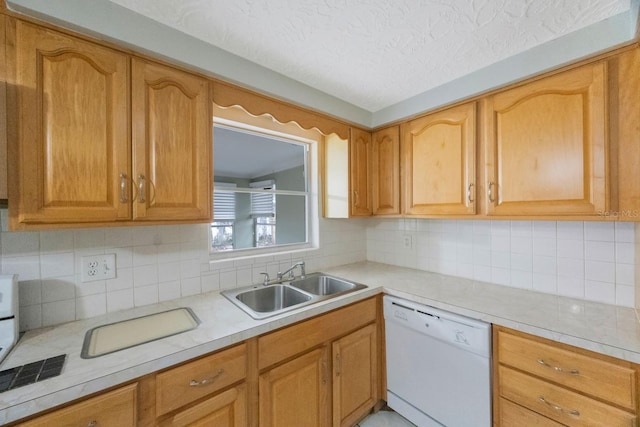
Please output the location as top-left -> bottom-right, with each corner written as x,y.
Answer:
260,272 -> 270,285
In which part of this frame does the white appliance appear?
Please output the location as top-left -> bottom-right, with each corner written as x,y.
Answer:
384,295 -> 491,427
0,275 -> 19,364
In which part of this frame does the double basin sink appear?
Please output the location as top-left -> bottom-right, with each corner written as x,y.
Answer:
222,273 -> 367,319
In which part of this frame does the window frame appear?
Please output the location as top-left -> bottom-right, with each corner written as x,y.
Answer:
210,115 -> 319,260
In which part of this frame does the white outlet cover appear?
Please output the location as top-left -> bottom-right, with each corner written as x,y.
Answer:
81,254 -> 116,283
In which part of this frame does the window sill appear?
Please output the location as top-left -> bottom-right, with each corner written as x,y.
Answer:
209,243 -> 318,265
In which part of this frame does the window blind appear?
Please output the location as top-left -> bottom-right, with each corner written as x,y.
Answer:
213,183 -> 236,221
250,180 -> 275,218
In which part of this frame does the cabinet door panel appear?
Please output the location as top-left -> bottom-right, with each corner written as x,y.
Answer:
11,21 -> 130,225
349,128 -> 372,216
372,126 -> 400,215
403,102 -> 476,215
259,347 -> 330,427
160,385 -> 246,427
333,324 -> 378,427
485,62 -> 606,216
132,59 -> 211,221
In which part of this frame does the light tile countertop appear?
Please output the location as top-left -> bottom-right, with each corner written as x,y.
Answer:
1,261 -> 639,424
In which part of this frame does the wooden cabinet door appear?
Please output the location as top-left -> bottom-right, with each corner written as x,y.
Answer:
159,385 -> 246,427
131,58 -> 211,221
259,347 -> 330,427
332,324 -> 378,427
484,62 -> 607,216
372,126 -> 400,215
9,21 -> 130,225
402,102 -> 476,215
349,127 -> 372,216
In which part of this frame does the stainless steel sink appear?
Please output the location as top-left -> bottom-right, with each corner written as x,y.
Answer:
236,285 -> 312,313
222,273 -> 367,320
289,273 -> 366,296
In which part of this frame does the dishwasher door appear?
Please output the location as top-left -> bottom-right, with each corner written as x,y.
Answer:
384,296 -> 492,427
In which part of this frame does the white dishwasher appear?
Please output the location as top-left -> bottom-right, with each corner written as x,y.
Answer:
384,295 -> 492,427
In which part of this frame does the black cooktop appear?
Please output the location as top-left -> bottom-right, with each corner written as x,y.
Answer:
0,354 -> 66,393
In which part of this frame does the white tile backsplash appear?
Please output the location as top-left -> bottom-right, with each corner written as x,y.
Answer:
366,219 -> 636,308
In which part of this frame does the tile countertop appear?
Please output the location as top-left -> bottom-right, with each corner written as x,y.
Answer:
1,261 -> 640,423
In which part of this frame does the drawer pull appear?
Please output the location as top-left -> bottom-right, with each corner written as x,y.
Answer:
189,369 -> 224,387
538,396 -> 580,417
87,421 -> 97,427
537,358 -> 580,375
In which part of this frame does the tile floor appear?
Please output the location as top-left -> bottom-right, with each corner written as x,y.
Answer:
356,409 -> 416,427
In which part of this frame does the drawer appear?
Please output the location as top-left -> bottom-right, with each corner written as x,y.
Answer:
500,366 -> 637,427
499,397 -> 564,427
258,297 -> 377,370
156,343 -> 246,415
497,329 -> 636,410
19,383 -> 137,427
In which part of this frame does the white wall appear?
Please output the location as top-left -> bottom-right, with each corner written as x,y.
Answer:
0,210 -> 367,332
367,219 -> 635,307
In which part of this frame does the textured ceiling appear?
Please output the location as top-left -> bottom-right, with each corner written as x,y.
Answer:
108,0 -> 629,112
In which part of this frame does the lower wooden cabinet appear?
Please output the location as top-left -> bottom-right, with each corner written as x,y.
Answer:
18,383 -> 137,427
159,385 -> 246,427
494,326 -> 640,426
259,347 -> 331,427
332,323 -> 378,427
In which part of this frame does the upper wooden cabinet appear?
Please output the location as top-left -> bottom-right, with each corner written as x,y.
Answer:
131,58 -> 211,221
349,127 -> 372,216
372,126 -> 400,215
402,102 -> 477,215
8,20 -> 130,225
7,20 -> 212,228
483,62 -> 607,216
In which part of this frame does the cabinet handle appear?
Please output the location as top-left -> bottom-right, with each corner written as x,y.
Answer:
538,396 -> 580,417
189,368 -> 224,387
353,190 -> 359,207
87,421 -> 97,427
335,353 -> 341,377
137,175 -> 146,203
488,181 -> 495,203
322,360 -> 328,385
467,183 -> 474,204
537,358 -> 580,375
119,173 -> 128,203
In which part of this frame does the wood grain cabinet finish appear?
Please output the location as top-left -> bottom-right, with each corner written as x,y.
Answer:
9,20 -> 130,225
131,58 -> 211,221
259,347 -> 331,427
18,383 -> 137,427
159,385 -> 247,427
494,326 -> 639,427
349,127 -> 372,216
402,102 -> 476,215
372,126 -> 400,215
155,343 -> 246,416
7,20 -> 212,229
483,62 -> 607,216
332,323 -> 378,427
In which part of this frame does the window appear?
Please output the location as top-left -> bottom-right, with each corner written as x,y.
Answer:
211,116 -> 315,256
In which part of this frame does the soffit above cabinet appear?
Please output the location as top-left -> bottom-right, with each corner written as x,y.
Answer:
5,0 -> 639,127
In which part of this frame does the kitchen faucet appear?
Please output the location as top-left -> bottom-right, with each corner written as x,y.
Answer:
277,261 -> 306,281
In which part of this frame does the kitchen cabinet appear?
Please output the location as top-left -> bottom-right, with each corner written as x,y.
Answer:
7,19 -> 211,229
17,383 -> 137,427
402,102 -> 476,215
159,385 -> 247,427
372,126 -> 400,215
350,127 -> 372,216
259,347 -> 330,427
483,62 -> 607,217
332,323 -> 378,427
0,15 -> 8,200
494,326 -> 639,426
258,297 -> 380,426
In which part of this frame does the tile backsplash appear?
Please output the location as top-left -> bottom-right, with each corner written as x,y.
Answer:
367,219 -> 635,307
0,210 -> 367,332
1,210 -> 636,332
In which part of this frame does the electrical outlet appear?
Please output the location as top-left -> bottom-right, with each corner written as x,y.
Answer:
403,235 -> 413,249
81,254 -> 116,282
